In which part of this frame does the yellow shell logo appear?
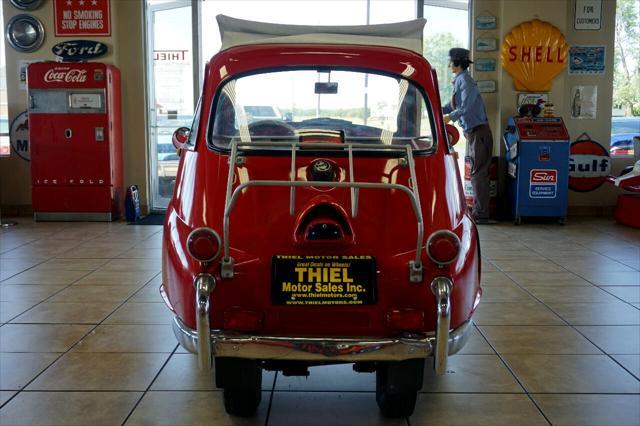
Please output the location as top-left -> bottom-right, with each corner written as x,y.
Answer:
501,19 -> 568,92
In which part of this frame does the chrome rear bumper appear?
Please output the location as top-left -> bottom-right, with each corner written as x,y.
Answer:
173,315 -> 473,363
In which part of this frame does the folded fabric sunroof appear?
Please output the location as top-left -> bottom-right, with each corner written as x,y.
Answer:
216,14 -> 426,54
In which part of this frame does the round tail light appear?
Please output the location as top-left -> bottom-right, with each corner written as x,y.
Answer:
426,230 -> 461,266
187,228 -> 221,263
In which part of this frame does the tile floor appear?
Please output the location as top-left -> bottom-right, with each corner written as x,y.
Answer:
0,218 -> 639,425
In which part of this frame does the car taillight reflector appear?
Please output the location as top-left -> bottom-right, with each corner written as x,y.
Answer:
386,309 -> 425,331
224,308 -> 263,332
186,228 -> 221,263
426,230 -> 461,266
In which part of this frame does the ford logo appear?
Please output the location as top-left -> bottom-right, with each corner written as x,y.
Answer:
52,40 -> 108,61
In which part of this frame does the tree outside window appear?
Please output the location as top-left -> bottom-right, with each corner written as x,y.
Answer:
611,0 -> 639,157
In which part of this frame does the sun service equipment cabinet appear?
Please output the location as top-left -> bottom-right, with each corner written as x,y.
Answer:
27,62 -> 123,221
503,116 -> 570,224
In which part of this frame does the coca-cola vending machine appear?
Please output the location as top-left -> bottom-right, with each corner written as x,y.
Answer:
27,62 -> 123,221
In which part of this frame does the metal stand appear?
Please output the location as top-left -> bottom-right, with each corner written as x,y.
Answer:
222,140 -> 425,281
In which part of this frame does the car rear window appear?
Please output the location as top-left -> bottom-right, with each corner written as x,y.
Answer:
209,68 -> 436,152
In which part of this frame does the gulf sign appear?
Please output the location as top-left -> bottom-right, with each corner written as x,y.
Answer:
569,139 -> 611,191
530,169 -> 557,198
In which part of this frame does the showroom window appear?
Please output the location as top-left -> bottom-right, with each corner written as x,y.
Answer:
145,0 -> 469,210
610,0 -> 639,157
0,1 -> 9,157
422,0 -> 470,171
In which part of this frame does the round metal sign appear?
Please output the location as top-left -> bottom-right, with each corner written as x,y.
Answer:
9,0 -> 43,11
5,14 -> 45,53
569,135 -> 611,192
10,111 -> 30,161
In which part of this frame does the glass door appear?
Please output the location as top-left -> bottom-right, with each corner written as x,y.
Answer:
145,0 -> 420,211
146,0 -> 195,210
422,0 -> 470,172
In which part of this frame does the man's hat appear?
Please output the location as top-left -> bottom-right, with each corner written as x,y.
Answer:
449,48 -> 473,63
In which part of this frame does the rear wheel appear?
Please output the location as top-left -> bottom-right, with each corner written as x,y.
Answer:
215,358 -> 262,417
223,386 -> 261,417
375,359 -> 424,417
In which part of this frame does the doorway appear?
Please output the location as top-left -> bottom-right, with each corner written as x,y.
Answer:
144,0 -> 468,210
146,0 -> 195,210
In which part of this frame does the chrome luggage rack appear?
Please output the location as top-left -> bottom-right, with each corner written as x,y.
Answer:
222,140 -> 425,282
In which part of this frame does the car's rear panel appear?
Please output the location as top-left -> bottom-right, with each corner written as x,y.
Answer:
163,150 -> 479,337
162,43 -> 480,340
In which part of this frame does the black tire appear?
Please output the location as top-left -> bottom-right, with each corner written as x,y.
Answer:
375,360 -> 424,418
216,358 -> 262,417
223,386 -> 262,417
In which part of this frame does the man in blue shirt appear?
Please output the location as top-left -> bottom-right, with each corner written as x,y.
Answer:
442,48 -> 495,224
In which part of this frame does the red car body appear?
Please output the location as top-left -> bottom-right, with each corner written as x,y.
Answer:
161,27 -> 481,417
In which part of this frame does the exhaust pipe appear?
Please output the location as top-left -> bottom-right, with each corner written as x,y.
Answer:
431,277 -> 452,375
195,273 -> 216,370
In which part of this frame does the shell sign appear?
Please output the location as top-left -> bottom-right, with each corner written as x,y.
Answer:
501,20 -> 568,92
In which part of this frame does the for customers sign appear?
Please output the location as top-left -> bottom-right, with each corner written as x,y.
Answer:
575,0 -> 602,30
54,0 -> 111,37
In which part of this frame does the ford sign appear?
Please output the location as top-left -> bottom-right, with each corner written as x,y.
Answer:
52,40 -> 108,62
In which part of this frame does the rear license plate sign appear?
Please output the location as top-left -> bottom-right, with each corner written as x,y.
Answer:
272,255 -> 376,305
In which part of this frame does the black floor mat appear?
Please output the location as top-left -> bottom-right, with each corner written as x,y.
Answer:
130,213 -> 165,225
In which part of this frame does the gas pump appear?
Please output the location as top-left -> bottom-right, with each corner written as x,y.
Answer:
27,62 -> 123,221
503,116 -> 571,225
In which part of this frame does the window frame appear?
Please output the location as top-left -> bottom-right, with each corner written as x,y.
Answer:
205,66 -> 438,157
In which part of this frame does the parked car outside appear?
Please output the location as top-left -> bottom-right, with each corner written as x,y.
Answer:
243,105 -> 282,123
610,116 -> 639,156
0,117 -> 9,156
156,114 -> 193,161
155,114 -> 193,198
161,15 -> 481,418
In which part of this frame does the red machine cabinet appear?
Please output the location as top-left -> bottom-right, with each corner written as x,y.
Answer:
27,62 -> 123,221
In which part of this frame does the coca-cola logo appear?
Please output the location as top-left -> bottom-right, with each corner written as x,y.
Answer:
44,68 -> 88,83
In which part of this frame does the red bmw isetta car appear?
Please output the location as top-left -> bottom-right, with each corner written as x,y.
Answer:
162,16 -> 481,418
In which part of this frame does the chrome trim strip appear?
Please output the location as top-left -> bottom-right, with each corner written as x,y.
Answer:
222,141 -> 238,259
172,316 -> 472,363
405,145 -> 423,280
289,144 -> 296,216
348,144 -> 358,218
431,276 -> 452,375
194,273 -> 216,370
221,141 -> 424,280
